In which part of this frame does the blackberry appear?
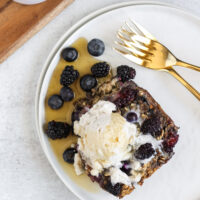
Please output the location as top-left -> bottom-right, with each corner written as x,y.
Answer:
63,147 -> 77,164
117,65 -> 136,82
61,47 -> 78,62
48,94 -> 63,110
80,75 -> 97,92
114,87 -> 137,108
60,86 -> 74,102
91,62 -> 110,78
87,39 -> 105,56
46,121 -> 71,140
134,143 -> 155,160
60,66 -> 79,86
141,115 -> 161,136
104,181 -> 122,196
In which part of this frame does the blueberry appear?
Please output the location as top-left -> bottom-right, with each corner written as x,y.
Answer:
80,75 -> 97,92
60,87 -> 74,102
126,112 -> 138,122
61,47 -> 78,62
63,147 -> 77,164
87,39 -> 105,56
48,95 -> 63,110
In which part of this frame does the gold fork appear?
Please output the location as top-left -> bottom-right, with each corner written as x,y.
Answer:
114,20 -> 200,101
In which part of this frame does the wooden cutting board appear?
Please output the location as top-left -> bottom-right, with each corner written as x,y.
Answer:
0,0 -> 74,63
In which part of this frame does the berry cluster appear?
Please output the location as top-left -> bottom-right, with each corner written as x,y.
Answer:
141,115 -> 162,136
134,143 -> 155,160
46,121 -> 70,140
117,65 -> 136,82
60,66 -> 79,86
91,62 -> 110,78
114,86 -> 137,108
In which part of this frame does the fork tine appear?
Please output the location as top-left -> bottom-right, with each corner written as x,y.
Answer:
114,40 -> 152,61
132,35 -> 151,45
117,31 -> 149,51
118,28 -> 138,44
129,19 -> 157,41
115,40 -> 146,57
117,30 -> 132,42
130,42 -> 154,56
113,47 -> 144,65
117,31 -> 141,47
119,27 -> 151,45
121,26 -> 135,36
128,40 -> 149,51
125,21 -> 140,35
118,27 -> 136,41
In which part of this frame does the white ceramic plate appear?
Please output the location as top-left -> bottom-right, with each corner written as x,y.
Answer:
35,2 -> 200,200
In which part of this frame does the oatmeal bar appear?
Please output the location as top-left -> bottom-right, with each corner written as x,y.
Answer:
72,76 -> 179,198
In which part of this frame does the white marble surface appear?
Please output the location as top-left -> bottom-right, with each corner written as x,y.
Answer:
1,0 -> 200,200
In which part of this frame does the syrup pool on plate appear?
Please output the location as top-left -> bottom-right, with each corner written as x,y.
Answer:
45,37 -> 106,192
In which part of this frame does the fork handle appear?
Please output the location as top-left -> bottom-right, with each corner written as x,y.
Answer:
166,67 -> 200,101
176,60 -> 200,72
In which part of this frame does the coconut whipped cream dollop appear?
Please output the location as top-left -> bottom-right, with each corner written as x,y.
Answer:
74,100 -> 145,185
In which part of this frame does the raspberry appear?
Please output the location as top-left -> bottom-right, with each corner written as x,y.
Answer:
46,121 -> 71,140
60,66 -> 79,86
162,130 -> 179,153
134,143 -> 155,160
141,115 -> 161,136
91,62 -> 110,78
167,136 -> 179,146
117,65 -> 136,82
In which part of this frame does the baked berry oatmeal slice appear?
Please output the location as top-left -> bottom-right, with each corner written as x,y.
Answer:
71,71 -> 178,198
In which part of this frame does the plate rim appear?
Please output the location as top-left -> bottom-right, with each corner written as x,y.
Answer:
35,1 -> 200,200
